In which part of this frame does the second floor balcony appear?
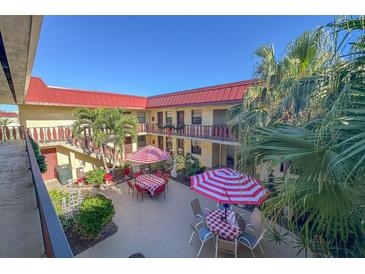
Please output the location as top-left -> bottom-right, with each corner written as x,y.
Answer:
144,123 -> 238,143
23,122 -> 239,146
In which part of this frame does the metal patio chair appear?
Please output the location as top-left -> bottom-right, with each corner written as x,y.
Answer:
188,222 -> 215,257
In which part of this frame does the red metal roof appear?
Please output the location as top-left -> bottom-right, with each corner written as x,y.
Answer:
145,80 -> 254,109
25,77 -> 147,109
25,77 -> 255,109
0,112 -> 18,117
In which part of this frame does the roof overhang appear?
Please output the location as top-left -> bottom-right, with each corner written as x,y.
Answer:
0,16 -> 43,104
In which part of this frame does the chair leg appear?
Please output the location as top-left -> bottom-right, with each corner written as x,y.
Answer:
215,235 -> 218,258
259,242 -> 264,254
188,231 -> 195,245
250,248 -> 256,258
235,238 -> 238,258
197,241 -> 205,257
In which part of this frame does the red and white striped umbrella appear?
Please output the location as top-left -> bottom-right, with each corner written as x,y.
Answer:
190,167 -> 267,205
126,145 -> 170,164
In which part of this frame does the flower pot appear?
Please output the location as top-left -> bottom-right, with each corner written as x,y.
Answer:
123,167 -> 131,177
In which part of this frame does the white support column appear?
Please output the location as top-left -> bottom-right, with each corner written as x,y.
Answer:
69,150 -> 76,179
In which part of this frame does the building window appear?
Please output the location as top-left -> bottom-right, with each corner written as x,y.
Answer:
137,112 -> 146,123
192,110 -> 202,124
191,140 -> 201,155
165,137 -> 172,152
166,111 -> 173,125
177,139 -> 184,155
138,135 -> 146,147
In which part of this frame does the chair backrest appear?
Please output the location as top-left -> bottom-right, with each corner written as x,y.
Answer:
163,174 -> 170,183
191,198 -> 203,217
252,227 -> 267,248
127,180 -> 134,189
236,214 -> 246,232
156,170 -> 164,178
134,171 -> 142,178
249,207 -> 263,229
154,183 -> 166,194
135,184 -> 146,192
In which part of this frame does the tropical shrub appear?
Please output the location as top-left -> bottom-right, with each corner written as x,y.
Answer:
29,136 -> 47,173
73,108 -> 138,173
85,169 -> 106,186
151,160 -> 169,172
229,16 -> 365,257
49,189 -> 69,215
176,153 -> 206,179
48,189 -> 75,231
76,194 -> 115,239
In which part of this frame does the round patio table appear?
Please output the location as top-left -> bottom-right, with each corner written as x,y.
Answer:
135,174 -> 165,196
206,209 -> 241,240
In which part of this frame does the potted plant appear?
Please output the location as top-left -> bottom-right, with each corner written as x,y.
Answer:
85,169 -> 106,187
123,162 -> 131,178
104,172 -> 113,186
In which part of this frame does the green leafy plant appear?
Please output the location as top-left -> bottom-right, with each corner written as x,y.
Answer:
29,136 -> 48,173
76,194 -> 115,239
73,108 -> 138,173
85,169 -> 106,186
48,189 -> 69,215
151,160 -> 169,172
229,16 -> 365,257
48,190 -> 75,232
176,153 -> 206,179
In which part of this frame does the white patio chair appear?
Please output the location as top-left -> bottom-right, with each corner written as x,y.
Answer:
237,227 -> 267,257
191,198 -> 211,223
239,207 -> 263,234
188,222 -> 215,257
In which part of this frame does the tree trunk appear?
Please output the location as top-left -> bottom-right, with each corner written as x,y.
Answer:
100,144 -> 110,173
112,142 -> 118,171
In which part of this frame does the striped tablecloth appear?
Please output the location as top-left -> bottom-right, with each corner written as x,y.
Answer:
135,174 -> 165,195
206,209 -> 241,240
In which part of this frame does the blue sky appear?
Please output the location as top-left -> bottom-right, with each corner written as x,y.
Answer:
1,15 -> 334,112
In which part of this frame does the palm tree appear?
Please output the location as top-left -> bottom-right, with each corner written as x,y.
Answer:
0,118 -> 12,140
230,16 -> 365,257
101,108 -> 138,170
72,108 -> 138,173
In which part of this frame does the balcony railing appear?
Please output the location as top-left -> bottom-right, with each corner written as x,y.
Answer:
0,126 -> 25,141
26,126 -> 131,162
26,122 -> 239,148
12,128 -> 72,257
144,123 -> 238,142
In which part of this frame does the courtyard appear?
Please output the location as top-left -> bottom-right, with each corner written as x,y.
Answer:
47,179 -> 305,258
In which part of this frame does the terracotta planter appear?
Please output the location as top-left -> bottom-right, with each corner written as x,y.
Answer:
104,174 -> 113,186
123,167 -> 131,177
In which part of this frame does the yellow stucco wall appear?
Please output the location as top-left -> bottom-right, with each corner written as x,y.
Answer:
18,105 -> 76,127
146,104 -> 232,126
20,103 -> 235,169
18,104 -> 146,128
54,145 -> 103,179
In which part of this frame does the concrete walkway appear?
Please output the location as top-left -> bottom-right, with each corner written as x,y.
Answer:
0,140 -> 44,257
63,179 -> 306,258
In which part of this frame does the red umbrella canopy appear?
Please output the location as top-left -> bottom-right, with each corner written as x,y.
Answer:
126,145 -> 170,164
190,167 -> 267,205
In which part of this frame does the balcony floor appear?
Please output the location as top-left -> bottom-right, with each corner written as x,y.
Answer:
0,140 -> 44,257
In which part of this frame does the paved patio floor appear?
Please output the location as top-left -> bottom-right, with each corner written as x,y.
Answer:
48,179 -> 306,258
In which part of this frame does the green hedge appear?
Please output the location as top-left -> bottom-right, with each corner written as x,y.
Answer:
85,169 -> 106,186
29,136 -> 48,173
76,194 -> 115,239
176,153 -> 206,179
